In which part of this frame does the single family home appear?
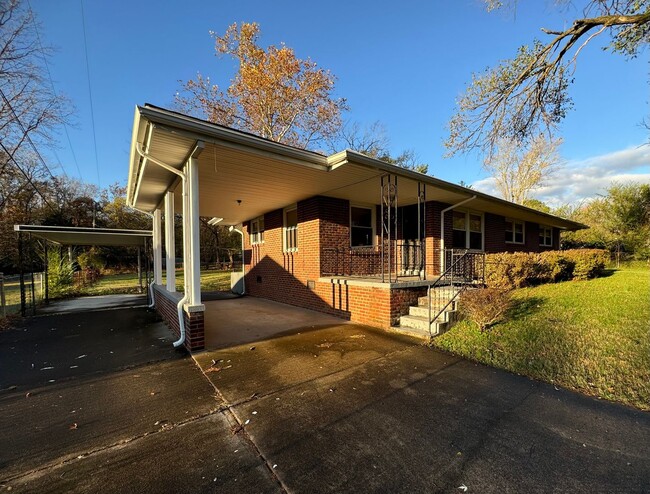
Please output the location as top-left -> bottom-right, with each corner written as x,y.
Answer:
127,104 -> 583,351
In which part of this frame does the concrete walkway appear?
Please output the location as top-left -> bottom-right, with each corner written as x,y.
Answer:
37,294 -> 147,315
203,296 -> 347,350
1,305 -> 649,493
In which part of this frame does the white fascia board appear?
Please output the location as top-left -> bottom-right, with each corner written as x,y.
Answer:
139,105 -> 329,170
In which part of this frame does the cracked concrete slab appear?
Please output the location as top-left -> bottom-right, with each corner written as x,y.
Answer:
5,412 -> 280,494
197,323 -> 650,493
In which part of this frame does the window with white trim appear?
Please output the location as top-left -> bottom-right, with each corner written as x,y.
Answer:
452,210 -> 483,250
250,216 -> 264,245
350,205 -> 374,247
283,206 -> 298,252
505,219 -> 525,244
540,225 -> 553,247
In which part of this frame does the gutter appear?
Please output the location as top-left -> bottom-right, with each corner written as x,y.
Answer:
135,143 -> 189,349
440,195 -> 477,272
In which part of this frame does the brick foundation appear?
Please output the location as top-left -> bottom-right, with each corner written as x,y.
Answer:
153,285 -> 205,352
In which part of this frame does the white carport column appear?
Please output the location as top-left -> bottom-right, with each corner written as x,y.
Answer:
164,190 -> 176,292
152,209 -> 163,285
187,156 -> 202,306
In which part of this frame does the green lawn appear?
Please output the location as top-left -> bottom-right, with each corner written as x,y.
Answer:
432,266 -> 650,410
69,269 -> 232,296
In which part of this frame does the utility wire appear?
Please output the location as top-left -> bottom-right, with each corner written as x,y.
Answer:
80,0 -> 101,189
26,0 -> 82,181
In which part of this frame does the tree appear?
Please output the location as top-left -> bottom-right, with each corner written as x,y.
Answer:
445,1 -> 650,157
335,120 -> 429,174
483,134 -> 562,204
561,182 -> 650,261
176,22 -> 347,149
521,198 -> 552,213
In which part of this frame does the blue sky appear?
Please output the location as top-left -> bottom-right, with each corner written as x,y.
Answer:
32,0 -> 649,204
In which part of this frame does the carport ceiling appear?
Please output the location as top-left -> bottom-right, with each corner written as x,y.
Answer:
14,225 -> 152,247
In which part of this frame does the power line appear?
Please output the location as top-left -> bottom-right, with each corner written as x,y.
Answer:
26,0 -> 82,182
80,0 -> 100,189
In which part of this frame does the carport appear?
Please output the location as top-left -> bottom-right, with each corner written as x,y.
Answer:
12,224 -> 152,315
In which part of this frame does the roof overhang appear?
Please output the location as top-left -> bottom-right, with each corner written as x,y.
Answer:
14,225 -> 152,247
126,104 -> 585,231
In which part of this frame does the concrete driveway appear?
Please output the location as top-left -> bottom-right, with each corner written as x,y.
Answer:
1,298 -> 649,493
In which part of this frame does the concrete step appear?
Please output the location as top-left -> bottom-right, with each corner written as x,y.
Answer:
417,293 -> 461,306
390,320 -> 448,341
408,305 -> 456,320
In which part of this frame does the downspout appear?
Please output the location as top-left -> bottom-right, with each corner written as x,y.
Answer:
440,195 -> 477,272
229,225 -> 245,295
135,143 -> 189,348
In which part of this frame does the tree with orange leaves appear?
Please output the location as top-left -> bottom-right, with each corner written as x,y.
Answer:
175,22 -> 347,150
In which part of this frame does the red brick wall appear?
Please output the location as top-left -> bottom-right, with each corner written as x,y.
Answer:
153,285 -> 204,352
240,195 -> 564,331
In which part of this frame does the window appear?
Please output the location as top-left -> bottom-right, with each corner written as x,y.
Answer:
350,206 -> 374,247
250,216 -> 264,245
505,219 -> 525,244
452,210 -> 483,250
540,225 -> 553,247
284,206 -> 298,252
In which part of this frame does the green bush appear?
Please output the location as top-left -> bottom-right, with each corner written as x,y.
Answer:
77,248 -> 105,272
47,250 -> 74,295
563,249 -> 609,280
485,249 -> 609,287
539,251 -> 575,282
485,252 -> 540,289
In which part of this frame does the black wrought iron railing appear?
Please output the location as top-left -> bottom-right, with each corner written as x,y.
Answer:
425,249 -> 486,337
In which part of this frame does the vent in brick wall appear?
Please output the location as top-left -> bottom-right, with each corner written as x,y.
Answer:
257,276 -> 262,283
307,280 -> 315,290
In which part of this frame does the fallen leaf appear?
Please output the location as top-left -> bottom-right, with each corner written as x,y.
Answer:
458,484 -> 468,492
249,346 -> 256,351
69,423 -> 78,430
25,392 -> 31,398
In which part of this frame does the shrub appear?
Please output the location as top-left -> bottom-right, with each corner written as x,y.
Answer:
77,248 -> 105,273
47,250 -> 74,295
485,252 -> 540,289
563,249 -> 609,280
459,288 -> 513,331
539,251 -> 575,282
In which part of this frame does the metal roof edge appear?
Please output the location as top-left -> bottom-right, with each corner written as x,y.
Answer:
339,150 -> 586,231
139,104 -> 329,167
14,225 -> 153,235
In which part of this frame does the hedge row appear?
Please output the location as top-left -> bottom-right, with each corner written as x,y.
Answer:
484,249 -> 609,289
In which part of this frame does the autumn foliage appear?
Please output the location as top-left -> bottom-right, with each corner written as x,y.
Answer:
176,22 -> 347,149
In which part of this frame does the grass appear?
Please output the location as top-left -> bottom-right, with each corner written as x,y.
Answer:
432,266 -> 650,410
43,269 -> 232,298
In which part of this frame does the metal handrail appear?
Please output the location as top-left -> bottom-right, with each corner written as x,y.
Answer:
426,250 -> 485,338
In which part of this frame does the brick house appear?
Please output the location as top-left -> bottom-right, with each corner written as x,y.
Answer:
127,104 -> 583,351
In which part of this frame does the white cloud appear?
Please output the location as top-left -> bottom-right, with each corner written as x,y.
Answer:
471,144 -> 650,207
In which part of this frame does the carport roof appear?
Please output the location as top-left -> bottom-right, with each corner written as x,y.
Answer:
14,225 -> 152,247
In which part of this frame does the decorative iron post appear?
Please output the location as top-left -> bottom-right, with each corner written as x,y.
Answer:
418,182 -> 426,280
380,174 -> 398,283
